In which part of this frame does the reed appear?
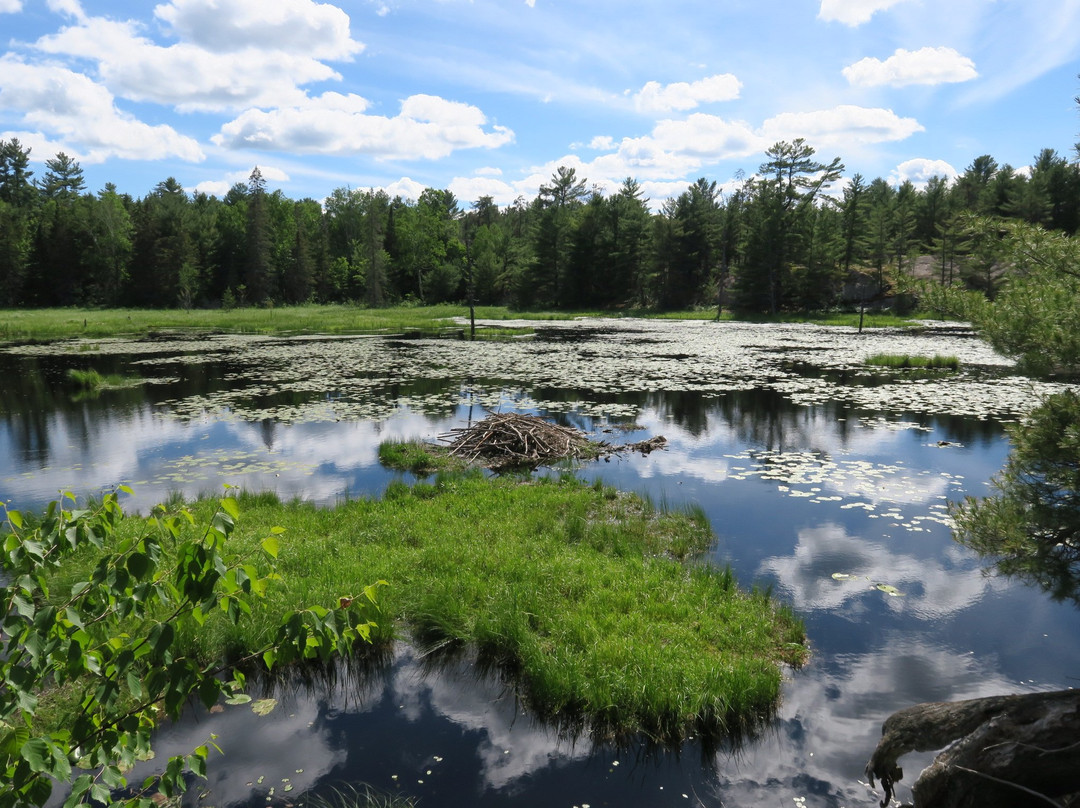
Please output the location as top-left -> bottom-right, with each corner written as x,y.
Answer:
865,353 -> 960,370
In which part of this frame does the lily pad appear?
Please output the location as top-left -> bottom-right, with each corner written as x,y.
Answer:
251,698 -> 278,716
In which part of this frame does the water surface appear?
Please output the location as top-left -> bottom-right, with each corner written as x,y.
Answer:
3,319 -> 1076,807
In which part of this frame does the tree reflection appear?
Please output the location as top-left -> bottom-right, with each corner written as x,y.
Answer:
952,390 -> 1080,606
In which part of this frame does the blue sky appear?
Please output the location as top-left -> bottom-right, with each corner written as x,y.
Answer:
1,0 -> 1078,207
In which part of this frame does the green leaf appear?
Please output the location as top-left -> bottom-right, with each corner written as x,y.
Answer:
20,738 -> 51,773
220,497 -> 240,522
62,775 -> 94,808
261,535 -> 280,559
224,693 -> 251,706
6,510 -> 23,529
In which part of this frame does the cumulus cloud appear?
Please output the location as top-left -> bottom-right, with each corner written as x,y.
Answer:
843,47 -> 978,87
761,105 -> 924,148
213,92 -> 514,160
382,176 -> 428,201
890,157 -> 959,187
651,114 -> 761,158
633,73 -> 742,114
0,56 -> 204,163
46,0 -> 86,21
0,0 -> 23,12
818,0 -> 912,26
153,0 -> 363,60
461,103 -> 923,210
35,18 -> 336,112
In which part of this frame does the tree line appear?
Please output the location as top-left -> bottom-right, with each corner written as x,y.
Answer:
2,137 -> 1078,313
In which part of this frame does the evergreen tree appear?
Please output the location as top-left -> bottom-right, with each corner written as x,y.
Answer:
528,166 -> 587,306
245,167 -> 273,304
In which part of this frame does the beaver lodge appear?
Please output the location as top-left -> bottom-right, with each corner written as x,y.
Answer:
439,412 -> 666,470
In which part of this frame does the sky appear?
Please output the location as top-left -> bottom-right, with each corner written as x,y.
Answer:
1,0 -> 1078,208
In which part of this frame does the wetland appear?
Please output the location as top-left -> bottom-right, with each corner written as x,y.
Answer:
3,317 -> 1079,807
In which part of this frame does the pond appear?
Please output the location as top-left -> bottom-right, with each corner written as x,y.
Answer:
3,318 -> 1078,807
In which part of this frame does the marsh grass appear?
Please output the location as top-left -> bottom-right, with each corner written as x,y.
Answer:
865,353 -> 960,370
0,305 -> 936,343
65,367 -> 134,390
0,305 -> 573,342
90,475 -> 805,743
376,440 -> 465,476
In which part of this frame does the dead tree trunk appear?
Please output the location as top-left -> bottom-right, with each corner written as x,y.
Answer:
865,689 -> 1080,807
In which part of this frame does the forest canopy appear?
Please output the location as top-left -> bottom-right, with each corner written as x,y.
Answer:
1,137 -> 1079,313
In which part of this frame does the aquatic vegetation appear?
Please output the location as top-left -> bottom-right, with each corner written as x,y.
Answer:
864,353 -> 960,370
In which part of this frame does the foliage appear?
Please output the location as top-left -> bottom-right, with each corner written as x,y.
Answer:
952,390 -> 1080,606
3,135 -> 1079,312
0,489 -> 381,807
911,218 -> 1080,376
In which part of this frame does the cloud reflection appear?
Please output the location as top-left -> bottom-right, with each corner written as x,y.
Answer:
759,521 -> 1004,619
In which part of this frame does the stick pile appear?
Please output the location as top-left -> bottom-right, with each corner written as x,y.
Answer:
439,412 -> 604,470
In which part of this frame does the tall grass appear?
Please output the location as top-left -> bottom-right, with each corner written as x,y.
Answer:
865,353 -> 960,370
88,474 -> 805,743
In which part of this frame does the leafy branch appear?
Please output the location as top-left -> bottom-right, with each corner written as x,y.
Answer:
1,487 -> 383,808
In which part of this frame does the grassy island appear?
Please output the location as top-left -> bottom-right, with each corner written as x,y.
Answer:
33,472 -> 805,746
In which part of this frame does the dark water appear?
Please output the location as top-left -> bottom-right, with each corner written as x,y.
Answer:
3,321 -> 1077,807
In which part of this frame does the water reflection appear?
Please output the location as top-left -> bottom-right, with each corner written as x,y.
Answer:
6,321 -> 1080,807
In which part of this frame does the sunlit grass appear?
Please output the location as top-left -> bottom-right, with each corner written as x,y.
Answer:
87,474 -> 805,742
865,353 -> 960,370
0,304 -> 940,343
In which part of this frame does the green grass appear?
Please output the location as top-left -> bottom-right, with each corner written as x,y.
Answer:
377,439 -> 465,475
0,304 -> 939,343
0,305 -> 573,342
65,368 -> 135,390
865,353 -> 960,370
86,474 -> 805,743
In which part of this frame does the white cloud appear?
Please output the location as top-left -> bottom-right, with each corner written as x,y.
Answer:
0,56 -> 204,163
382,176 -> 427,201
213,92 -> 514,160
0,0 -> 23,12
890,157 -> 959,187
493,104 -> 923,209
761,105 -> 924,149
34,18 -> 337,112
449,175 -> 519,205
818,0 -> 912,26
843,47 -> 978,87
47,0 -> 86,22
651,113 -> 762,159
153,0 -> 363,60
588,135 -> 615,150
633,73 -> 742,113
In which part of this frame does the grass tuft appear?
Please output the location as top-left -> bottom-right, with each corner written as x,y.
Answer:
865,353 -> 960,370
